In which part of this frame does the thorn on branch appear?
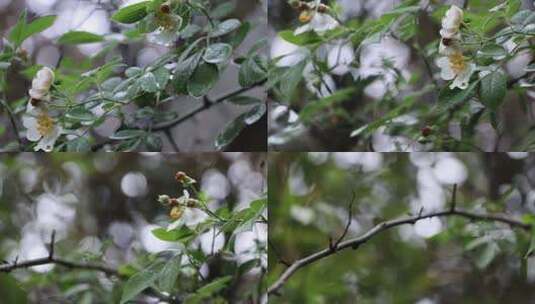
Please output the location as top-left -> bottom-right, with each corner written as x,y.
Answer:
328,237 -> 335,251
332,191 -> 356,250
410,207 -> 424,224
49,230 -> 56,260
450,184 -> 458,212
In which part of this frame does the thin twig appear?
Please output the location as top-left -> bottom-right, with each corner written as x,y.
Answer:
1,97 -> 23,148
0,231 -> 178,303
164,128 -> 180,152
450,184 -> 458,212
267,207 -> 531,295
332,191 -> 356,250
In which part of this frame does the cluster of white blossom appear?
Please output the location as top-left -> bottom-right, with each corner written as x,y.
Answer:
22,67 -> 62,152
435,5 -> 476,90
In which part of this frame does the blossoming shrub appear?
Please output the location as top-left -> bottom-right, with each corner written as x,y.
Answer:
0,154 -> 267,303
0,0 -> 267,152
269,0 -> 535,151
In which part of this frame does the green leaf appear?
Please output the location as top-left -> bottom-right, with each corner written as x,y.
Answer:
243,103 -> 266,125
158,254 -> 182,293
279,30 -> 322,46
23,15 -> 56,42
228,21 -> 251,48
187,63 -> 219,97
125,67 -> 143,78
436,80 -> 479,113
138,72 -> 160,93
151,227 -> 194,242
144,134 -> 162,152
476,242 -> 499,269
239,55 -> 267,87
215,115 -> 246,150
120,262 -> 164,304
203,43 -> 233,64
110,129 -> 146,140
174,52 -> 202,93
153,67 -> 170,90
186,276 -> 233,304
275,60 -> 307,101
210,2 -> 236,19
300,87 -> 356,123
210,19 -> 241,37
65,107 -> 96,122
214,104 -> 265,150
58,31 -> 104,45
477,44 -> 506,58
112,1 -> 150,24
66,137 -> 91,152
9,12 -> 56,48
226,95 -> 262,105
480,70 -> 507,111
525,226 -> 535,258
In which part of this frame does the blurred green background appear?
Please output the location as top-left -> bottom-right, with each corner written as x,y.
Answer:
268,152 -> 535,304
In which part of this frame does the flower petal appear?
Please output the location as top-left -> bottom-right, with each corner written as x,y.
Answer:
35,125 -> 62,152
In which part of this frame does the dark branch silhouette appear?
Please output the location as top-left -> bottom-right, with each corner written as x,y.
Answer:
0,230 -> 178,303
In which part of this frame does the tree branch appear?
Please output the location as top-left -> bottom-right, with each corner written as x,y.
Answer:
152,79 -> 266,132
0,230 -> 178,303
91,79 -> 266,151
267,208 -> 531,296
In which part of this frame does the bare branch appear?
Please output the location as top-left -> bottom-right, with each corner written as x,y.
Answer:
0,231 -> 178,303
332,191 -> 356,250
48,230 -> 56,259
267,207 -> 531,296
450,184 -> 458,212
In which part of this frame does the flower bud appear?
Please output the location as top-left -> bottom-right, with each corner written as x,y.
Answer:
289,0 -> 300,8
317,4 -> 330,13
160,1 -> 171,14
421,126 -> 432,137
29,67 -> 54,101
186,199 -> 199,208
175,171 -> 196,185
158,194 -> 171,205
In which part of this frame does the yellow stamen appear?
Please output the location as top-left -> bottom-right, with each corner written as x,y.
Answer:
448,52 -> 466,74
170,206 -> 184,220
299,10 -> 314,23
37,113 -> 54,136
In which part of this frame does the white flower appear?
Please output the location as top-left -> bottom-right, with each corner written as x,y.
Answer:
177,190 -> 190,205
22,103 -> 62,152
295,12 -> 339,35
436,51 -> 476,90
271,36 -> 308,67
440,5 -> 463,39
438,39 -> 461,56
327,42 -> 355,75
29,67 -> 54,101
